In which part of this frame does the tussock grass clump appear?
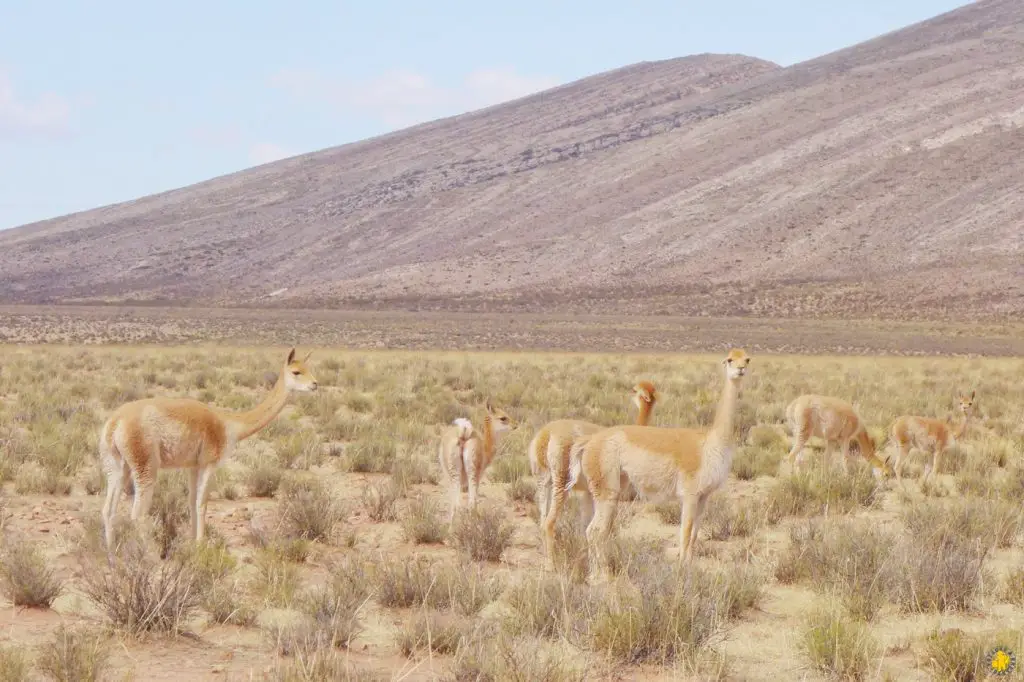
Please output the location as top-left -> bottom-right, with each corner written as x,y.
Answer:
252,547 -> 303,607
246,463 -> 284,497
704,496 -> 775,540
489,455 -> 530,484
775,518 -> 897,620
506,477 -> 536,503
901,497 -> 1022,550
397,612 -> 470,657
360,480 -> 400,522
401,496 -> 446,544
588,562 -> 763,664
504,574 -> 588,639
278,476 -> 345,542
149,470 -> 192,558
799,608 -> 877,681
768,466 -> 879,518
922,629 -> 988,682
0,534 -> 65,608
82,535 -> 201,635
0,646 -> 30,682
449,633 -> 586,682
203,581 -> 258,626
372,558 -> 440,609
732,444 -> 783,481
450,506 -> 516,562
274,650 -> 382,682
276,432 -> 324,470
343,438 -> 397,474
1002,566 -> 1024,606
390,455 -> 438,489
371,558 -> 499,615
36,625 -> 110,682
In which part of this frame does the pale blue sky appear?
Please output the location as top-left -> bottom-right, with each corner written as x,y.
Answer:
1,0 -> 968,230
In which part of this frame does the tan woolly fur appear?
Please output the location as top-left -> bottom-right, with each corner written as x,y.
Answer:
785,394 -> 894,477
571,350 -> 750,583
99,348 -> 318,550
437,400 -> 515,522
890,390 -> 976,482
530,380 -> 657,569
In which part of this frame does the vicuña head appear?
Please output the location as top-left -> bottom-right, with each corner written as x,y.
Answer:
283,348 -> 319,393
957,390 -> 976,416
723,348 -> 751,380
485,399 -> 515,433
631,381 -> 657,410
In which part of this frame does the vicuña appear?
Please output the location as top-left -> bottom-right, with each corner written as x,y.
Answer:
437,400 -> 514,522
785,394 -> 894,477
570,350 -> 750,583
99,348 -> 318,549
529,381 -> 657,569
889,390 -> 975,481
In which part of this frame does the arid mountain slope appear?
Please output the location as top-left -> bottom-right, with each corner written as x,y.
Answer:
2,0 -> 1022,320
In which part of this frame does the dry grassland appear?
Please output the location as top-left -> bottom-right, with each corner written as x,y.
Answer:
1,345 -> 1023,681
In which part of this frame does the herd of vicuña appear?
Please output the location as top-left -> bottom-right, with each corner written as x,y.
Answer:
97,347 -> 978,584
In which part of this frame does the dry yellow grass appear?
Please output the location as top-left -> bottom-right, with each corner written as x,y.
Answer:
0,345 -> 1022,680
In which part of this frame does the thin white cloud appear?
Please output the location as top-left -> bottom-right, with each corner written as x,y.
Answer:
248,142 -> 294,165
0,67 -> 72,138
270,66 -> 560,129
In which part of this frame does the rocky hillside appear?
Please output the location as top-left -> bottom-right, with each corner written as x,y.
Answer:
2,0 -> 1022,320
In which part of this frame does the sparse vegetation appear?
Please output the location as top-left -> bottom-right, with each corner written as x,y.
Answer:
0,344 -> 1021,681
0,534 -> 64,608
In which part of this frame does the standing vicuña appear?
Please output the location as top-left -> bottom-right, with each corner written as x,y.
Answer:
785,394 -> 893,477
890,390 -> 975,482
571,350 -> 750,582
530,381 -> 657,568
438,400 -> 514,522
100,348 -> 318,549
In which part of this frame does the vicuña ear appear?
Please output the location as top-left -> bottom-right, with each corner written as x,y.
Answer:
287,348 -> 296,364
485,399 -> 494,413
303,350 -> 314,362
970,390 -> 976,400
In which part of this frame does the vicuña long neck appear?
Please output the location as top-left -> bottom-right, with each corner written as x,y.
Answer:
636,401 -> 654,426
480,415 -> 497,469
228,371 -> 290,441
709,378 -> 740,444
953,413 -> 970,439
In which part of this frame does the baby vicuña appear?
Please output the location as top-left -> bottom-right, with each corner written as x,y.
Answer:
437,400 -> 514,522
889,390 -> 975,481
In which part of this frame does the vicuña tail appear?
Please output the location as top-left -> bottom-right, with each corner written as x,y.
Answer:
565,436 -> 590,492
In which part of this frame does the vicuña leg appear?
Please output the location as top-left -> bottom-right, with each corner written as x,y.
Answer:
688,493 -> 709,556
101,459 -> 129,550
536,469 -> 552,527
187,467 -> 199,539
787,424 -> 810,472
585,494 -> 617,584
926,447 -> 942,482
542,465 -> 569,568
464,440 -> 481,510
193,465 -> 216,541
894,443 -> 909,482
678,494 -> 701,564
839,440 -> 851,475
